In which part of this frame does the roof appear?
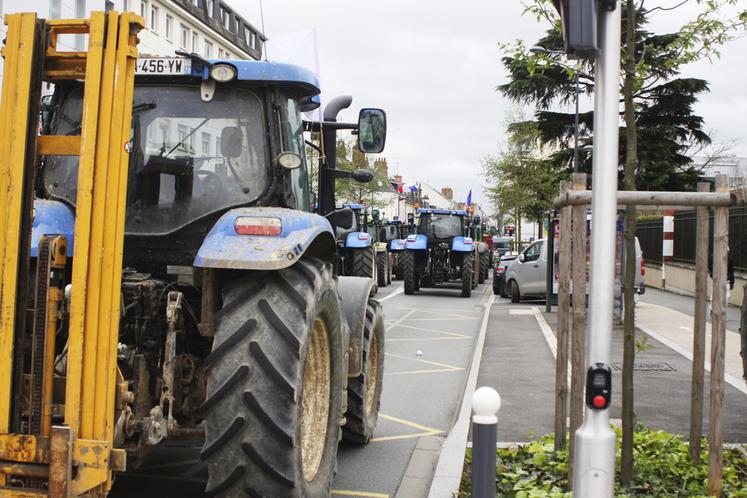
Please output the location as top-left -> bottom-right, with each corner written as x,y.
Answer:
417,208 -> 467,216
138,59 -> 320,98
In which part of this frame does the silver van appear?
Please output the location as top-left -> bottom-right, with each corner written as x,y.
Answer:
504,238 -> 644,302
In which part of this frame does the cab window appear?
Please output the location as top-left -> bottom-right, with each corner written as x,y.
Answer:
523,241 -> 543,262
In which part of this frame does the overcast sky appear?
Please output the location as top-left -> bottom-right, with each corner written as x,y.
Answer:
236,1 -> 747,210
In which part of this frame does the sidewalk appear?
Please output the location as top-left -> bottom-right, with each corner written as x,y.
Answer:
474,296 -> 747,443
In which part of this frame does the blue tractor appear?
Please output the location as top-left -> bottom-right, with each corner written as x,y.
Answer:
402,209 -> 475,297
387,212 -> 416,280
335,203 -> 378,291
35,56 -> 387,497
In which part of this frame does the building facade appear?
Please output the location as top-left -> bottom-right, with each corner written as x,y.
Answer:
0,0 -> 264,81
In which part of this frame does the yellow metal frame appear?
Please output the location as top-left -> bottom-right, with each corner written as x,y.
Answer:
0,11 -> 142,497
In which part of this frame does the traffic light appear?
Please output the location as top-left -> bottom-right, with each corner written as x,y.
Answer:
552,0 -> 617,59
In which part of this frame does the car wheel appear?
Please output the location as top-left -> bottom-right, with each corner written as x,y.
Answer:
510,280 -> 521,303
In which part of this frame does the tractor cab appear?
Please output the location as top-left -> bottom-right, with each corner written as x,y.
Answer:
41,57 -> 325,269
416,208 -> 467,243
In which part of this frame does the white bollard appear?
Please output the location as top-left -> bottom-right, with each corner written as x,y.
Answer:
471,387 -> 501,498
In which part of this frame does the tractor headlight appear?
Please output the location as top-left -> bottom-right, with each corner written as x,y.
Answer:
274,152 -> 303,170
210,63 -> 237,82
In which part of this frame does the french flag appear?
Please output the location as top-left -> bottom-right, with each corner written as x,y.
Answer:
397,182 -> 418,194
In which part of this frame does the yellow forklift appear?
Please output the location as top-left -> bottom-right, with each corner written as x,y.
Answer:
0,11 -> 143,496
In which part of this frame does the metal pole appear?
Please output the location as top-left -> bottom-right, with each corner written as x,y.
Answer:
572,2 -> 620,497
573,71 -> 580,174
471,387 -> 500,498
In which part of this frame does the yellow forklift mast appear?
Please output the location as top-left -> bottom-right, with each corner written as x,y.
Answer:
0,11 -> 142,497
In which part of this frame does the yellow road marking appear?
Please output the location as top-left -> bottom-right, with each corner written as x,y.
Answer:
394,323 -> 472,338
385,352 -> 462,370
385,308 -> 418,331
386,368 -> 464,375
368,414 -> 444,443
332,490 -> 389,498
386,336 -> 472,342
396,307 -> 476,319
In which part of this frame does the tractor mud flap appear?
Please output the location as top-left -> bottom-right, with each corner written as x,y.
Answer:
338,276 -> 375,377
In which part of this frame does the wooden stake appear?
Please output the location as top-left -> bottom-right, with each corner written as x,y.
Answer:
708,174 -> 729,497
554,181 -> 572,451
689,182 -> 710,463
568,173 -> 587,489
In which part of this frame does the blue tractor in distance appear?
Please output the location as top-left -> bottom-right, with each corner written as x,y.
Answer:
387,212 -> 416,280
33,54 -> 387,497
335,203 -> 378,292
402,209 -> 475,297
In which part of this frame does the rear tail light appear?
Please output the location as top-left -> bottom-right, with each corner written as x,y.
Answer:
641,258 -> 645,276
358,233 -> 369,240
464,237 -> 473,245
235,217 -> 282,236
406,235 -> 417,242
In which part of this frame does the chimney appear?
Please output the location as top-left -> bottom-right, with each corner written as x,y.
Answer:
441,187 -> 453,201
394,174 -> 403,185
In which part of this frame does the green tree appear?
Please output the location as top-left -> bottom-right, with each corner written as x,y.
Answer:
482,112 -> 567,241
334,136 -> 391,208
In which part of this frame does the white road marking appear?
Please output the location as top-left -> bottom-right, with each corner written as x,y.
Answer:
378,286 -> 404,302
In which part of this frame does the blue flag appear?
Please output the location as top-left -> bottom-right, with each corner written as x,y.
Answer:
466,189 -> 472,206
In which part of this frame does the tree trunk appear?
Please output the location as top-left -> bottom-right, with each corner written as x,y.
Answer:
621,0 -> 638,486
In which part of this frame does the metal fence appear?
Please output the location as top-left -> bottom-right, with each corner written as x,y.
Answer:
635,206 -> 747,272
636,218 -> 663,265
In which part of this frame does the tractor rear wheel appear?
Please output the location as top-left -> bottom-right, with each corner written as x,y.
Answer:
461,254 -> 473,298
201,258 -> 345,498
352,246 -> 377,295
343,300 -> 385,443
479,251 -> 488,284
376,252 -> 388,288
403,252 -> 416,295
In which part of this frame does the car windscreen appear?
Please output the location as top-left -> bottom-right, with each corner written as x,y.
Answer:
44,84 -> 269,235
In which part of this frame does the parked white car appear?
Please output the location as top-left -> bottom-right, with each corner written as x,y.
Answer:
504,237 -> 645,303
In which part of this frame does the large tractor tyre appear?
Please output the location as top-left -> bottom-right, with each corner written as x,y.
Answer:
461,254 -> 473,298
352,246 -> 377,295
479,252 -> 489,284
376,252 -> 388,288
403,252 -> 417,295
201,258 -> 345,498
343,300 -> 385,443
392,256 -> 403,281
510,279 -> 521,303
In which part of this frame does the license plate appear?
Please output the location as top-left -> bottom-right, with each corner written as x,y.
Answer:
136,58 -> 192,76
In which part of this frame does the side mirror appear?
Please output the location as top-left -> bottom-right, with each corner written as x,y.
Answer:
357,108 -> 387,154
371,209 -> 380,222
220,126 -> 243,158
407,213 -> 415,225
325,207 -> 355,231
352,169 -> 374,183
518,253 -> 525,263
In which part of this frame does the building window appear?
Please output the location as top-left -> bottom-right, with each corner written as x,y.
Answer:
217,48 -> 224,59
224,51 -> 230,59
150,5 -> 159,33
201,132 -> 211,155
207,0 -> 215,17
204,40 -> 213,58
221,7 -> 232,31
180,24 -> 189,49
140,0 -> 148,26
250,31 -> 257,50
177,124 -> 188,152
165,14 -> 173,41
192,31 -> 199,53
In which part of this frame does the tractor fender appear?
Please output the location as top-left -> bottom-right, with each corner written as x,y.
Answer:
31,200 -> 75,257
194,207 -> 336,270
345,232 -> 372,248
451,236 -> 475,253
404,234 -> 428,250
388,239 -> 406,252
337,276 -> 375,377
